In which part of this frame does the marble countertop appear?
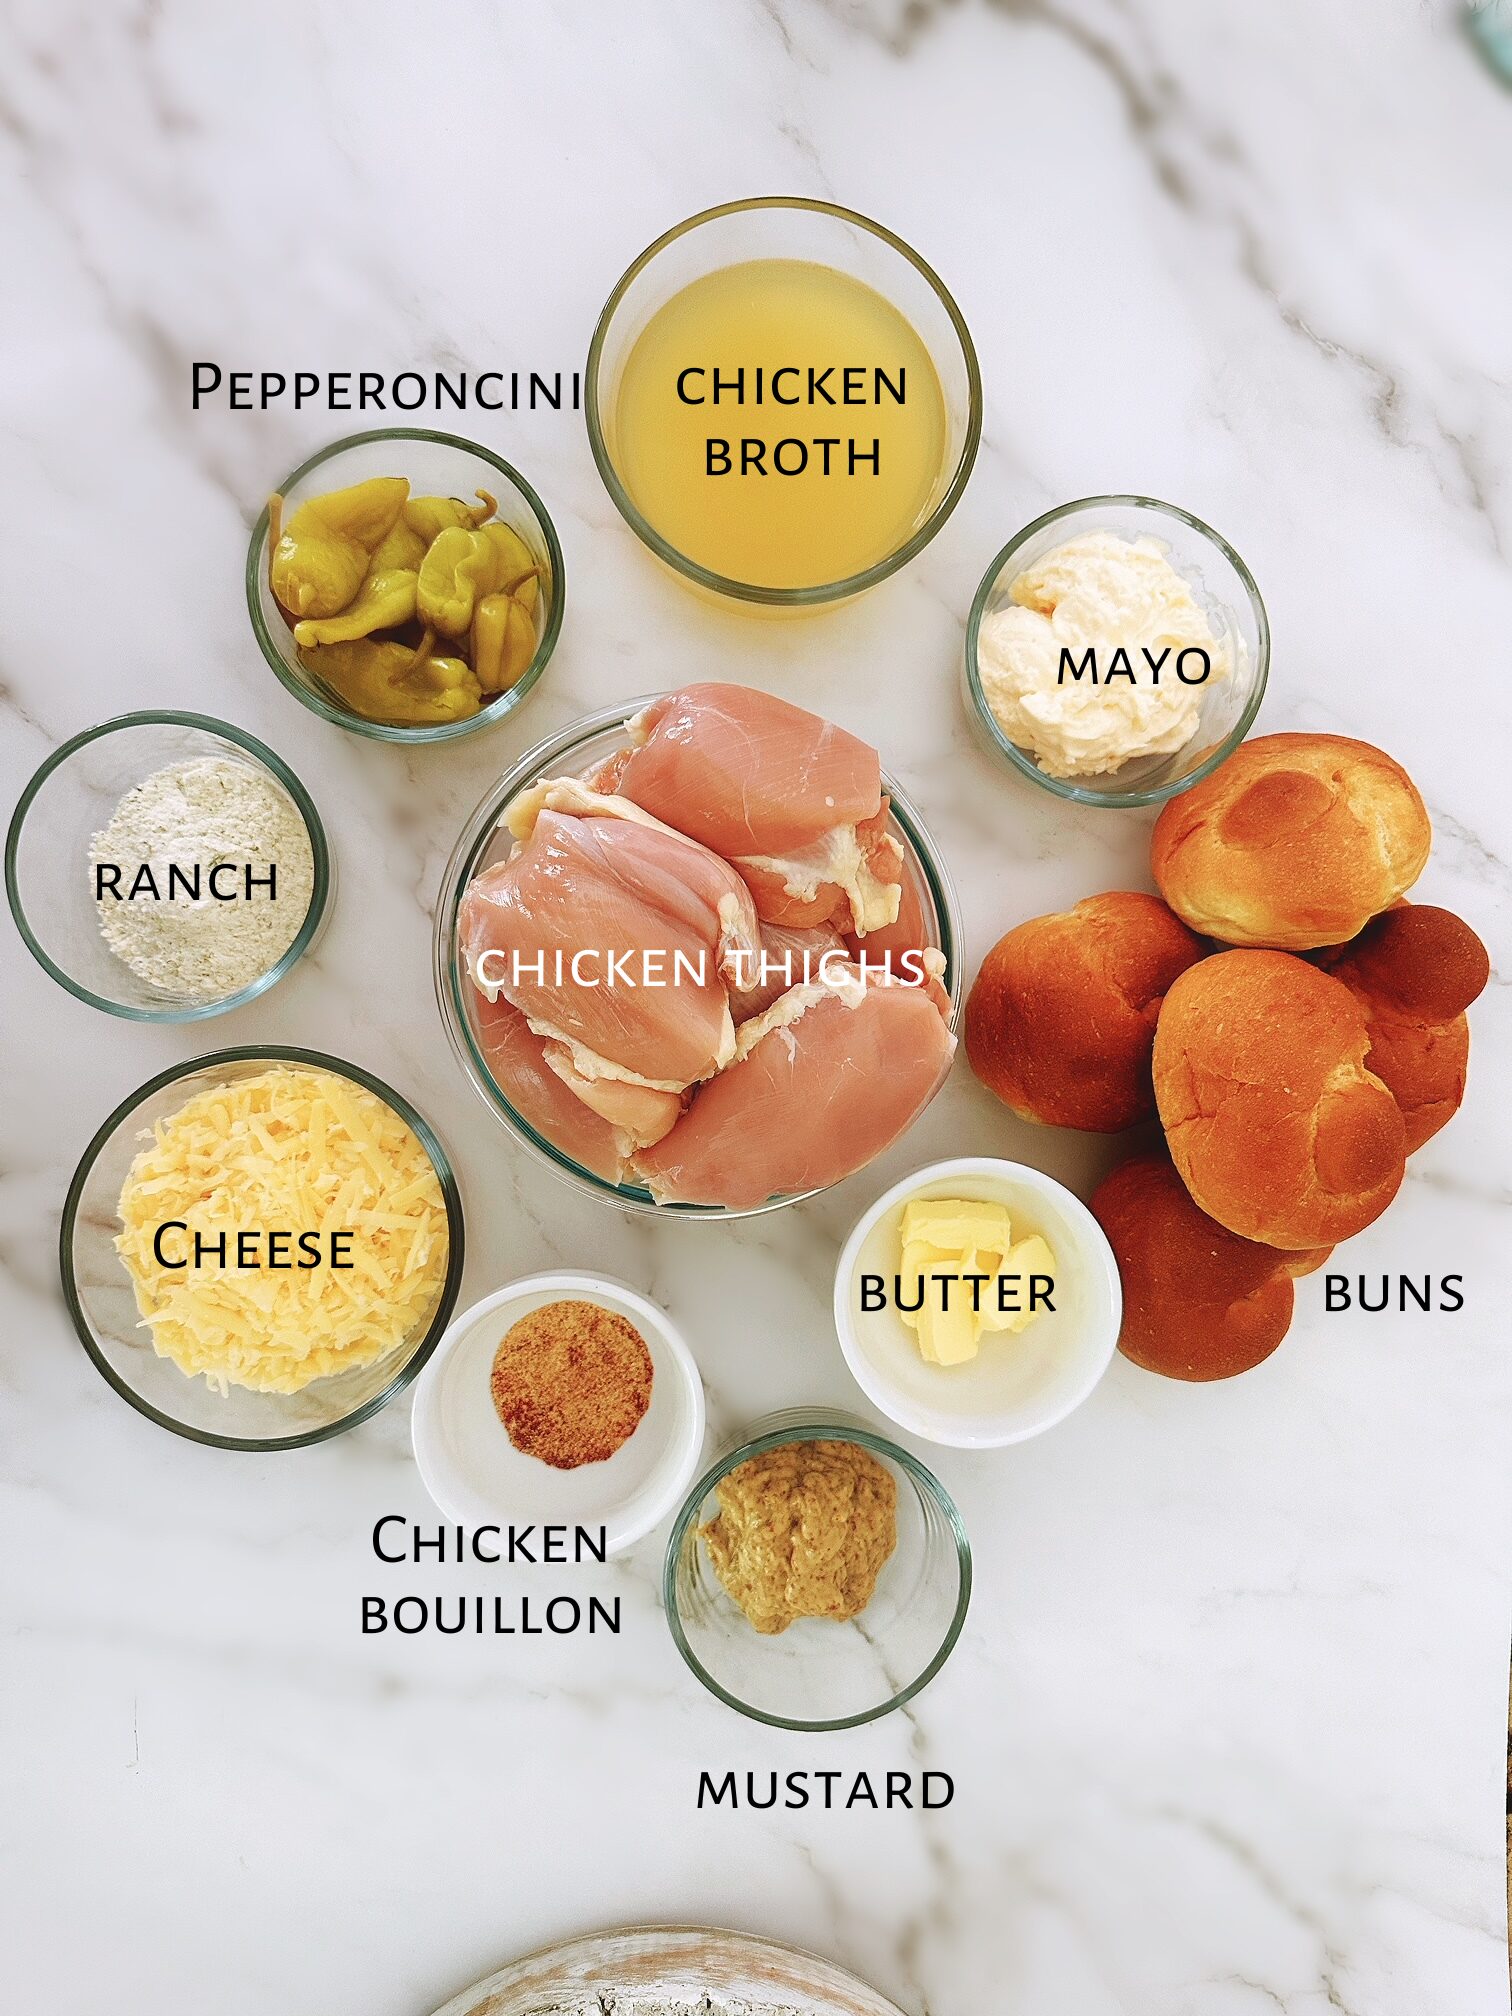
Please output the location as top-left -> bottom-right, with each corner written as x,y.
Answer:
3,3 -> 1509,2012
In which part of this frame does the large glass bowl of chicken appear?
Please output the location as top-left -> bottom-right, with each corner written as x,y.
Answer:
434,686 -> 963,1218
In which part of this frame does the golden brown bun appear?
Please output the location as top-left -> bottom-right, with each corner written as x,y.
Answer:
1150,733 -> 1430,949
965,893 -> 1205,1132
1316,903 -> 1489,1152
1153,949 -> 1406,1247
1091,1152 -> 1298,1380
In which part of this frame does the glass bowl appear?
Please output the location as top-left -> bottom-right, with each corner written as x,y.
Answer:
246,428 -> 565,744
586,198 -> 981,608
7,711 -> 331,1021
433,697 -> 963,1219
60,1045 -> 466,1450
963,495 -> 1270,808
663,1411 -> 972,1730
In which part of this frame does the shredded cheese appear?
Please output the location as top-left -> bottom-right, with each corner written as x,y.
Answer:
115,1066 -> 450,1395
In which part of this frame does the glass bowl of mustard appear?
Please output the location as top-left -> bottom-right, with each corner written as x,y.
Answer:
60,1045 -> 466,1450
663,1411 -> 972,1730
6,711 -> 332,1022
587,198 -> 981,608
247,428 -> 565,745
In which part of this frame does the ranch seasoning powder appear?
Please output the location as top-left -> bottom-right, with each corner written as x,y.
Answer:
89,756 -> 315,1000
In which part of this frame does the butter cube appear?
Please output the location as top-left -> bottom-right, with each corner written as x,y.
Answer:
915,1261 -> 982,1366
980,1234 -> 1057,1335
897,1241 -> 955,1333
900,1197 -> 1011,1255
891,1196 -> 1052,1368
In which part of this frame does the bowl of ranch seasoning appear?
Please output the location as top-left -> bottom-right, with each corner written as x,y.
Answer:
7,711 -> 331,1020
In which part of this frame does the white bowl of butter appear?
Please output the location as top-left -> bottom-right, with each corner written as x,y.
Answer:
834,1157 -> 1121,1448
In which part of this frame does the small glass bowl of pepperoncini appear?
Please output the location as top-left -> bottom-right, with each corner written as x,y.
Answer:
247,429 -> 565,745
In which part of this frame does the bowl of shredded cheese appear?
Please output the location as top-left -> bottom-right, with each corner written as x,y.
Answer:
61,1046 -> 465,1448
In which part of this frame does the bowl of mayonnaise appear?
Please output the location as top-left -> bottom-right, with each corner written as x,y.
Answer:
963,494 -> 1269,809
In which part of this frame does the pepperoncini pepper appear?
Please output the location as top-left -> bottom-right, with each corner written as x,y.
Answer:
404,488 -> 497,544
292,568 -> 418,648
269,477 -> 409,619
368,516 -> 428,573
403,650 -> 482,723
299,639 -> 482,726
416,528 -> 499,638
482,521 -> 537,590
484,522 -> 541,617
417,521 -> 542,638
268,463 -> 543,726
471,592 -> 540,694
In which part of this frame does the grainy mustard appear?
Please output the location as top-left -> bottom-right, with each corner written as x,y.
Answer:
700,1438 -> 897,1635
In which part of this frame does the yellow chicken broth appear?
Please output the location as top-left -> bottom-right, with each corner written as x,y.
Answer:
610,259 -> 947,591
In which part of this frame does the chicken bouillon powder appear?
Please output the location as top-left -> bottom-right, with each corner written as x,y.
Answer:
489,1299 -> 654,1469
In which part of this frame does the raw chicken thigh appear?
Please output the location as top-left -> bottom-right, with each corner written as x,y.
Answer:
729,918 -> 849,1023
460,685 -> 954,1206
734,799 -> 902,935
604,683 -> 904,937
843,844 -> 933,972
459,783 -> 759,1111
634,965 -> 956,1209
473,995 -> 634,1186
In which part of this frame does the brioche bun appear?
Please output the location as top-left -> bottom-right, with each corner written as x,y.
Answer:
1091,1152 -> 1324,1380
966,892 -> 1205,1132
1151,733 -> 1430,950
1316,903 -> 1489,1152
1153,949 -> 1406,1247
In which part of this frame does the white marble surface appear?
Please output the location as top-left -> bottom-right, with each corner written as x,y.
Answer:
2,3 -> 1509,2012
